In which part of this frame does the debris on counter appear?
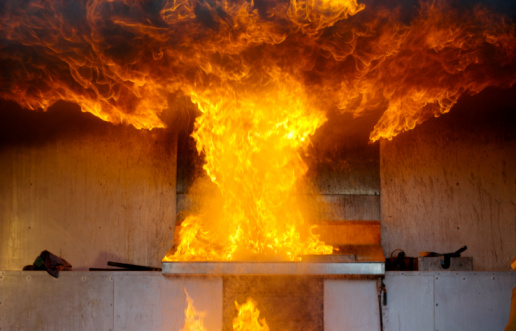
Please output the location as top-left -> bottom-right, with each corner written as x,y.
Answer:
89,261 -> 161,271
23,250 -> 72,278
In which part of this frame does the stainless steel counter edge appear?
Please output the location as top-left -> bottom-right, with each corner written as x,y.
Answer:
161,261 -> 385,276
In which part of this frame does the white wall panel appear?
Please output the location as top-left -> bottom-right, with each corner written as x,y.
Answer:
383,273 -> 435,331
2,271 -> 514,330
435,272 -> 516,331
0,271 -> 114,331
114,274 -> 222,331
383,271 -> 516,331
324,279 -> 381,331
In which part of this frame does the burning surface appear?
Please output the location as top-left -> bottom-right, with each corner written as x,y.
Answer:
1,0 -> 515,261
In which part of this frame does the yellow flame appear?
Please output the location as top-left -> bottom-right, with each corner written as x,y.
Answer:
166,73 -> 333,261
181,292 -> 269,331
182,289 -> 208,331
233,298 -> 270,331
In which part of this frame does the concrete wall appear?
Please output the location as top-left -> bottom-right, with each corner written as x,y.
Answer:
381,87 -> 516,271
0,101 -> 177,270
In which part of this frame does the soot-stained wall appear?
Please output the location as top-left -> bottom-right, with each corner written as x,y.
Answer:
0,101 -> 177,270
381,87 -> 516,271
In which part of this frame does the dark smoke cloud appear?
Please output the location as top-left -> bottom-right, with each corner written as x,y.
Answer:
0,0 -> 515,139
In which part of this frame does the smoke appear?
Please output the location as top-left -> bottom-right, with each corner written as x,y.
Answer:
1,0 -> 515,140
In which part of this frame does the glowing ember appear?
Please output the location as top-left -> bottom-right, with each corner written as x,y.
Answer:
182,289 -> 207,331
1,0 -> 515,260
233,298 -> 270,331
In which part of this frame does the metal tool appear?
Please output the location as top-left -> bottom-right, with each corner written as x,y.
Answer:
419,246 -> 467,269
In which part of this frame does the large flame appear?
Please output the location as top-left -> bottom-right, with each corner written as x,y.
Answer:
168,74 -> 333,261
1,0 -> 515,260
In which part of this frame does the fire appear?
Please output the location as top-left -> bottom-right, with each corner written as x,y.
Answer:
182,289 -> 207,331
168,74 -> 333,261
1,0 -> 516,260
233,298 -> 270,331
3,1 -> 514,139
181,291 -> 269,331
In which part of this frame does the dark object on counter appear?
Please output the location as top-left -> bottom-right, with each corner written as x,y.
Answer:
419,246 -> 467,269
386,249 -> 418,271
23,250 -> 72,278
89,261 -> 161,271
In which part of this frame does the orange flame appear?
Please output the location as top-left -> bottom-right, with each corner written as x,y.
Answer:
361,2 -> 516,141
181,292 -> 269,331
166,73 -> 333,261
182,289 -> 208,331
3,1 -> 513,139
233,298 -> 270,331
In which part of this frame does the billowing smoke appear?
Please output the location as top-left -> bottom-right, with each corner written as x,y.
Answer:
1,0 -> 515,140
